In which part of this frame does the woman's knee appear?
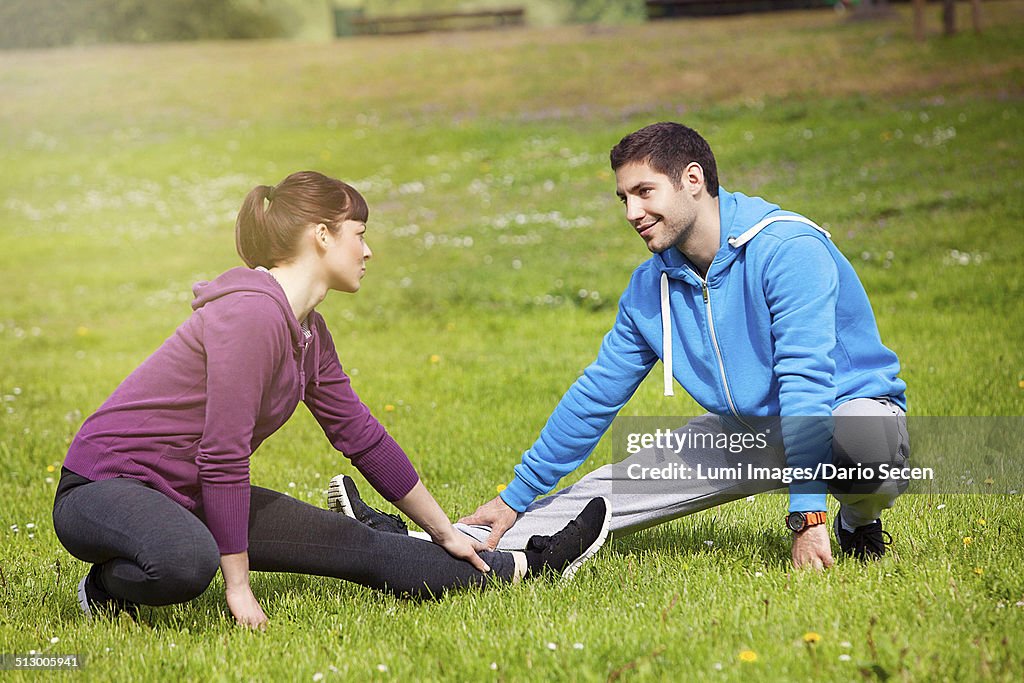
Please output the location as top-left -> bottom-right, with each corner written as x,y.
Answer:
141,530 -> 220,605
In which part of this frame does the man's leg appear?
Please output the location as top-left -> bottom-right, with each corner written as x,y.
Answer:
458,414 -> 783,551
829,397 -> 910,529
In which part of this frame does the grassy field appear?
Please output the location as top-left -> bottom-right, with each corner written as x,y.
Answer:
2,2 -> 1023,681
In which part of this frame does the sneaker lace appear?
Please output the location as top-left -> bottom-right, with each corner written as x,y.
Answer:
528,516 -> 583,554
851,526 -> 892,557
368,505 -> 406,529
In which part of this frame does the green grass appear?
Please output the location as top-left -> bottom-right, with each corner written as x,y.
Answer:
2,3 -> 1023,681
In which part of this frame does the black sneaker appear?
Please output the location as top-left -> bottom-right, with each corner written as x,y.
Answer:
327,474 -> 408,535
77,565 -> 139,620
834,515 -> 892,560
524,497 -> 611,580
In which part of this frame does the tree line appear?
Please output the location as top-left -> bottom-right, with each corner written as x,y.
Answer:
0,0 -> 285,49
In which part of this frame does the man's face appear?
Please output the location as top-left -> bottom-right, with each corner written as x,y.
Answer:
614,162 -> 698,254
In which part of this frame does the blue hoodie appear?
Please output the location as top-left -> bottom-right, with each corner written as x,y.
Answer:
501,188 -> 906,513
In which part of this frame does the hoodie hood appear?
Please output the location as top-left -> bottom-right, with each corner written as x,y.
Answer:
191,266 -> 305,350
653,189 -> 785,283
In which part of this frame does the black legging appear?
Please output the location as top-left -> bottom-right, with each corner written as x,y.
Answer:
52,468 -> 514,604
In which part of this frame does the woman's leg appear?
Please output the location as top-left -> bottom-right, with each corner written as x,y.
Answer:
245,486 -> 517,599
52,471 -> 220,606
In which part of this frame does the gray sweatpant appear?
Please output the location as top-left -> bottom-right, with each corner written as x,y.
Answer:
456,398 -> 909,551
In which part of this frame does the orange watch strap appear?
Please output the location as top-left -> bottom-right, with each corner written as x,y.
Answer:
805,511 -> 828,526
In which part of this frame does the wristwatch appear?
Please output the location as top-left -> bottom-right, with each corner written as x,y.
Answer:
785,511 -> 827,533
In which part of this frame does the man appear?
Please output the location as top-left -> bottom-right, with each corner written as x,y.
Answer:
336,122 -> 909,570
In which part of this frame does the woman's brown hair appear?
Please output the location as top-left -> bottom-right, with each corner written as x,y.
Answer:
235,171 -> 369,268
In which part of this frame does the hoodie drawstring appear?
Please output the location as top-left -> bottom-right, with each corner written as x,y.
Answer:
660,272 -> 674,397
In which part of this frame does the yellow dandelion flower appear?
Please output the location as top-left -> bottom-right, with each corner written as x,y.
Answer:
430,355 -> 441,364
384,404 -> 395,412
803,632 -> 822,645
75,326 -> 89,337
962,536 -> 973,546
495,484 -> 506,493
738,650 -> 758,663
46,465 -> 55,473
1019,380 -> 1024,389
978,518 -> 987,526
973,567 -> 984,575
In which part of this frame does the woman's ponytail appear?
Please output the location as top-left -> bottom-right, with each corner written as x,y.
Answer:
235,184 -> 279,268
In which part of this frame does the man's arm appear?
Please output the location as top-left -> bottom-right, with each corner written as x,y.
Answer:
763,233 -> 840,569
461,292 -> 657,548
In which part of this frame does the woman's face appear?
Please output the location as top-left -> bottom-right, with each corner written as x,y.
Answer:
325,219 -> 372,293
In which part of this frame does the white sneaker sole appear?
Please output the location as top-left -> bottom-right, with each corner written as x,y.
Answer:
560,496 -> 612,582
327,474 -> 356,519
77,575 -> 94,620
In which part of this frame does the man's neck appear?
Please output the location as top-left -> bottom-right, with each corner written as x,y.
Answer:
676,196 -> 721,279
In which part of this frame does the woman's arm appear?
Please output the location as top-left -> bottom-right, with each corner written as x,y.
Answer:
220,552 -> 268,630
392,481 -> 492,573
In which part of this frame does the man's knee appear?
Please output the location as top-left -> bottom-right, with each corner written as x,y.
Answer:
831,406 -> 909,495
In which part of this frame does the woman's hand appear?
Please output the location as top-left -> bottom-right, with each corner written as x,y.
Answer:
392,481 -> 492,573
225,583 -> 268,631
219,551 -> 268,630
432,525 -> 492,573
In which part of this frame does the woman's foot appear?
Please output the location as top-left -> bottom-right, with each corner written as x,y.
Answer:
327,474 -> 408,534
77,565 -> 139,620
524,497 -> 611,580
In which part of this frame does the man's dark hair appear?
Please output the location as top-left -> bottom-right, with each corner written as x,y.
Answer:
610,122 -> 719,197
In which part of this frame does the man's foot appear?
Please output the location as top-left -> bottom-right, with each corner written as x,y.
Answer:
834,515 -> 892,560
524,497 -> 611,580
327,474 -> 408,535
77,565 -> 139,620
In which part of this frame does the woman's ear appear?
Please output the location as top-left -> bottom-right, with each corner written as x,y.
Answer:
314,223 -> 330,248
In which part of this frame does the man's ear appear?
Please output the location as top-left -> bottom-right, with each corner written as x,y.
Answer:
683,162 -> 706,196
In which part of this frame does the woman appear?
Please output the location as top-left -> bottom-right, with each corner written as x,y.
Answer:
52,171 -> 609,628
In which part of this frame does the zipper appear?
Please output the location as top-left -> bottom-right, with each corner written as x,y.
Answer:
699,277 -> 754,432
298,340 -> 308,401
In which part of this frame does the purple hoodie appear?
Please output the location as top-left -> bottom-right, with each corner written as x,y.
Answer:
63,267 -> 419,554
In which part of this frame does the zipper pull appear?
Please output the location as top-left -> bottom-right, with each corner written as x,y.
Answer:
702,282 -> 709,304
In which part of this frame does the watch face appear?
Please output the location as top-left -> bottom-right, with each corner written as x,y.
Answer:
786,512 -> 805,533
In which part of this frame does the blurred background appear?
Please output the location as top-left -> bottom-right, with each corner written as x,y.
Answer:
0,0 -> 900,47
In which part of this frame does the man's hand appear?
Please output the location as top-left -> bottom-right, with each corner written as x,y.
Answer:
790,523 -> 834,570
457,496 -> 518,550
